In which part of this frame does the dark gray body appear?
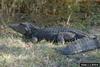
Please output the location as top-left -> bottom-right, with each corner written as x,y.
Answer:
9,23 -> 100,55
56,37 -> 100,55
9,23 -> 87,43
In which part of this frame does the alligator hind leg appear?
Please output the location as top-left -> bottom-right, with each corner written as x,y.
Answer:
57,32 -> 76,44
63,32 -> 75,41
57,33 -> 65,45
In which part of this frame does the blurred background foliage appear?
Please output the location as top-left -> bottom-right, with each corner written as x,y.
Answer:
0,0 -> 100,30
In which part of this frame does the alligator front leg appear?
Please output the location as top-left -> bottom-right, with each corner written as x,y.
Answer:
31,36 -> 38,43
22,34 -> 38,43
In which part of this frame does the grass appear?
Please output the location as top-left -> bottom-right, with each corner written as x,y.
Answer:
0,34 -> 69,67
0,30 -> 100,67
0,34 -> 67,67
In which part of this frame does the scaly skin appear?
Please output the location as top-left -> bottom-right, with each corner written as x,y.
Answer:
9,23 -> 100,55
9,23 -> 88,43
55,37 -> 100,55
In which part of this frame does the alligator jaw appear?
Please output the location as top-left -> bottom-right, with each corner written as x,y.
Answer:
9,24 -> 26,35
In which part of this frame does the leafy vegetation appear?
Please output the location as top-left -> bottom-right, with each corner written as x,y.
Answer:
0,0 -> 100,29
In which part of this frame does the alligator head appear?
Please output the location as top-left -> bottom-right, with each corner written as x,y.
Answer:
9,22 -> 39,35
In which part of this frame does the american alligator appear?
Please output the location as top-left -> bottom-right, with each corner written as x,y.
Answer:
9,23 -> 89,43
55,36 -> 100,55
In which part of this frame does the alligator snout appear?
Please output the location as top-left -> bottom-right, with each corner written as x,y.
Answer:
9,23 -> 27,34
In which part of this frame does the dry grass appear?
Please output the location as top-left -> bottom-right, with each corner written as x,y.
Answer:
0,35 -> 70,67
0,30 -> 100,67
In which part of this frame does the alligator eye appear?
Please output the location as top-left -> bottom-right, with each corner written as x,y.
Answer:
20,23 -> 28,27
20,23 -> 25,26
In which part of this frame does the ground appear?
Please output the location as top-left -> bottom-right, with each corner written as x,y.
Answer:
0,26 -> 100,67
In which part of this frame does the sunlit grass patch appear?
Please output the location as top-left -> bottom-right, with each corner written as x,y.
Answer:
0,53 -> 14,63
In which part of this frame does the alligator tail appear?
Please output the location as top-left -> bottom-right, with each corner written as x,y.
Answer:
55,37 -> 100,55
